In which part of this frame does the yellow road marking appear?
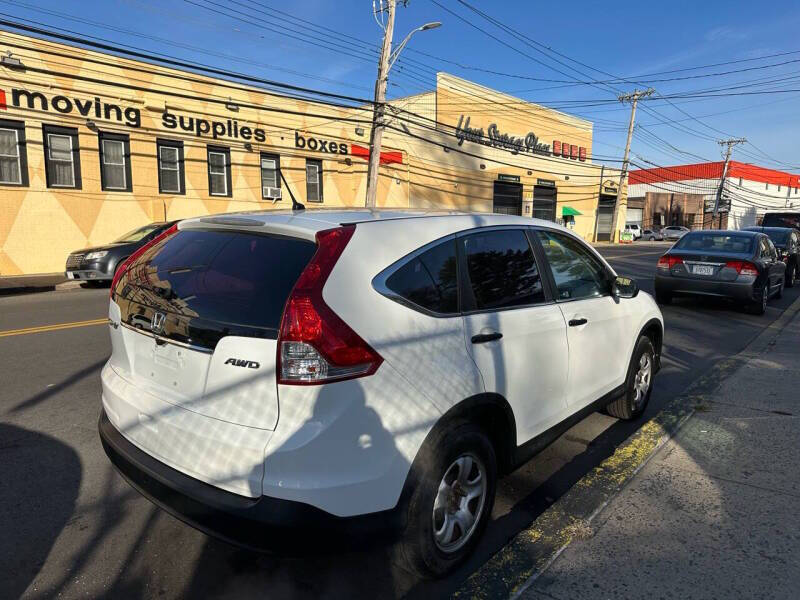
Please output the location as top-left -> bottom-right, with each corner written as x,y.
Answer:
0,318 -> 108,338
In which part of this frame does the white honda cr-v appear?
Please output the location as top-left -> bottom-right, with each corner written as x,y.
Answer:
99,210 -> 663,577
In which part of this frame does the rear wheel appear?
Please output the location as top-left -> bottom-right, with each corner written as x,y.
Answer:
786,264 -> 796,288
648,236 -> 655,241
397,421 -> 497,578
748,283 -> 768,315
606,336 -> 655,420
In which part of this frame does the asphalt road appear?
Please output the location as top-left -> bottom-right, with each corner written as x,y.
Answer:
2,242 -> 798,600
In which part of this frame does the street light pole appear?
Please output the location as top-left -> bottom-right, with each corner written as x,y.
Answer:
364,3 -> 440,208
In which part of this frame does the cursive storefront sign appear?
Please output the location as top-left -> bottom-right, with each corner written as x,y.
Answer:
454,114 -> 586,161
455,115 -> 550,156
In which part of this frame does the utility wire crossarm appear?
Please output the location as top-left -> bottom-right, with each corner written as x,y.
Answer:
714,137 -> 747,217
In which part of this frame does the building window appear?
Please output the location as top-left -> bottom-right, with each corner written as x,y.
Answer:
99,132 -> 132,192
306,158 -> 322,202
0,119 -> 28,186
738,178 -> 742,186
207,146 -> 231,197
157,139 -> 184,194
261,153 -> 280,199
43,125 -> 81,189
766,183 -> 769,190
778,185 -> 782,192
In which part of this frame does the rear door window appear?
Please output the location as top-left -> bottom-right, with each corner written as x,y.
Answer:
384,238 -> 458,314
461,229 -> 545,310
115,229 -> 316,348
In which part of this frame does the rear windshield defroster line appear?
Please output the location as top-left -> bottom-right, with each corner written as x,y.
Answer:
114,229 -> 317,349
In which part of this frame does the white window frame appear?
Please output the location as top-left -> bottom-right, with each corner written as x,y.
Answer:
261,156 -> 279,197
101,138 -> 127,191
48,133 -> 75,188
208,150 -> 228,196
0,127 -> 22,185
158,145 -> 181,193
306,161 -> 321,202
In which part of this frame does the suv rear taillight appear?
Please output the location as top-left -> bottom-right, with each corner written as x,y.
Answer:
657,255 -> 683,271
110,224 -> 179,298
277,225 -> 383,385
725,260 -> 759,278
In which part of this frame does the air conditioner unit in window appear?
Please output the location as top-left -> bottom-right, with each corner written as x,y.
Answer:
263,187 -> 282,200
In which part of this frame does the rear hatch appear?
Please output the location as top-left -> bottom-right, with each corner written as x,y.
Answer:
108,226 -> 317,431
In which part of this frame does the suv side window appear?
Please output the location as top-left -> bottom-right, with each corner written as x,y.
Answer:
461,229 -> 544,310
535,230 -> 610,301
384,238 -> 459,314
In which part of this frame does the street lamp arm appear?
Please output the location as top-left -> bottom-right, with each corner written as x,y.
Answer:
388,22 -> 441,72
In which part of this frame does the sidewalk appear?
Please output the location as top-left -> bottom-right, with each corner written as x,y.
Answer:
523,310 -> 800,599
0,273 -> 71,296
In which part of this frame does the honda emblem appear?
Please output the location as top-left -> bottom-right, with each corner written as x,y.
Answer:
151,312 -> 166,334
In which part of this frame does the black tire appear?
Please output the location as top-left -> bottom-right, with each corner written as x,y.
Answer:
655,289 -> 672,305
786,264 -> 796,288
747,283 -> 768,315
648,236 -> 655,241
397,421 -> 497,578
607,336 -> 655,420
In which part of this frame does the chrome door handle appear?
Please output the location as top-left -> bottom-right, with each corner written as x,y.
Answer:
471,332 -> 503,344
568,318 -> 588,327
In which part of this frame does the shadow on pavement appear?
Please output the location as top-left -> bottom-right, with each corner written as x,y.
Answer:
0,423 -> 81,599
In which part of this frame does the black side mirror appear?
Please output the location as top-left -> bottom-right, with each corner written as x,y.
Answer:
613,275 -> 639,299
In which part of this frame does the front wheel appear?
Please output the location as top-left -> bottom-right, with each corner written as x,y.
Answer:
397,421 -> 497,578
606,336 -> 655,420
786,264 -> 796,288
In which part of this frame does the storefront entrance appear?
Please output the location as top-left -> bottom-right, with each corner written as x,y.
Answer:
595,194 -> 617,241
532,183 -> 557,222
493,180 -> 523,215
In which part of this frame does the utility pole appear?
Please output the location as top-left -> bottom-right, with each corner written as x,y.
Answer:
610,88 -> 655,242
714,137 -> 746,219
364,3 -> 441,208
365,0 -> 396,209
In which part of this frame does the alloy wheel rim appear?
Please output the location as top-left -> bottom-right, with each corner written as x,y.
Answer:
632,353 -> 652,409
432,453 -> 487,553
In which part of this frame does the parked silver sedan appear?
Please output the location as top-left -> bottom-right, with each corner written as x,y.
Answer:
662,226 -> 690,241
642,228 -> 664,241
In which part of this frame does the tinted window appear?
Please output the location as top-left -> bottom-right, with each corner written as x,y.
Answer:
462,230 -> 544,310
535,230 -> 609,301
764,229 -> 790,246
114,230 -> 316,348
675,233 -> 753,254
762,213 -> 800,230
114,223 -> 164,243
385,239 -> 458,314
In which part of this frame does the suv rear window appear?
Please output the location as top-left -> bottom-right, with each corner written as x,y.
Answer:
114,229 -> 316,347
762,213 -> 800,230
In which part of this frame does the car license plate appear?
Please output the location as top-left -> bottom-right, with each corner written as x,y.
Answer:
692,265 -> 714,276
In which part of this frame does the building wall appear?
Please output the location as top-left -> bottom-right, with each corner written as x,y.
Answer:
0,32 -> 621,275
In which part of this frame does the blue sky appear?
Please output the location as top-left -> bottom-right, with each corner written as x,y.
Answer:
2,0 -> 799,171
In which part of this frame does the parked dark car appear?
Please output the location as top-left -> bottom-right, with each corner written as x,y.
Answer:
654,230 -> 786,315
65,222 -> 177,283
642,228 -> 664,241
742,226 -> 799,287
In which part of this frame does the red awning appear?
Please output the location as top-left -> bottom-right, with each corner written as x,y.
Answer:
351,144 -> 403,165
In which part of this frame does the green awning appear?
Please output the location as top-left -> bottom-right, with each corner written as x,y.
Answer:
561,206 -> 582,217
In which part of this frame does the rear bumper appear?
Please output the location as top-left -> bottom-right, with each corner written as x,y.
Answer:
654,273 -> 757,301
99,409 -> 403,550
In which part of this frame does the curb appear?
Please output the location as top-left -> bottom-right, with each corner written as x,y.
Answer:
453,293 -> 800,600
0,279 -> 83,297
